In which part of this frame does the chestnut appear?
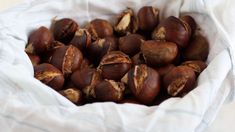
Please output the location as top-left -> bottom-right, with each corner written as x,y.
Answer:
99,51 -> 132,81
71,68 -> 102,98
114,8 -> 138,35
152,16 -> 191,48
131,52 -> 146,66
141,40 -> 178,66
183,34 -> 209,61
94,79 -> 125,102
180,15 -> 197,36
87,37 -> 118,65
138,6 -> 159,31
119,34 -> 145,56
26,53 -> 40,66
59,88 -> 83,105
155,64 -> 175,77
86,19 -> 113,40
80,58 -> 91,70
50,45 -> 83,75
25,26 -> 53,55
34,63 -> 64,90
70,28 -> 91,53
163,66 -> 196,97
122,64 -> 161,104
181,60 -> 207,75
41,41 -> 64,63
53,18 -> 78,44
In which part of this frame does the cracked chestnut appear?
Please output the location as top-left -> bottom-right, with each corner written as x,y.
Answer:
59,88 -> 83,105
50,45 -> 83,75
99,51 -> 132,81
34,63 -> 64,90
180,15 -> 197,36
181,60 -> 207,75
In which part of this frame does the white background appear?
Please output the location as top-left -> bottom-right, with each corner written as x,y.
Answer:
0,0 -> 235,132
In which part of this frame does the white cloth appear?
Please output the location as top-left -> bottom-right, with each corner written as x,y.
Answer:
0,0 -> 234,132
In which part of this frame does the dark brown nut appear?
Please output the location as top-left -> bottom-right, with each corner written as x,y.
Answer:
87,37 -> 118,65
114,8 -> 138,35
155,64 -> 175,77
119,34 -> 145,56
41,41 -> 64,63
26,53 -> 40,66
70,28 -> 91,53
34,63 -> 64,90
53,18 -> 78,44
181,60 -> 207,75
86,19 -> 113,40
141,40 -> 178,66
99,51 -> 132,81
71,68 -> 102,98
50,45 -> 83,75
94,79 -> 125,102
163,66 -> 196,97
59,88 -> 83,105
25,26 -> 53,55
152,16 -> 191,48
80,58 -> 91,70
183,34 -> 209,61
138,6 -> 159,31
180,15 -> 197,36
122,64 -> 161,104
131,52 -> 146,66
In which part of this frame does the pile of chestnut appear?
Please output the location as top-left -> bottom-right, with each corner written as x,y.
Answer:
25,6 -> 209,106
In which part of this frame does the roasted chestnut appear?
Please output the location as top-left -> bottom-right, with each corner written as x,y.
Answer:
86,19 -> 113,40
180,15 -> 197,36
87,37 -> 118,65
181,60 -> 207,75
138,6 -> 159,31
71,68 -> 102,98
163,66 -> 196,97
152,16 -> 191,48
41,41 -> 64,63
99,51 -> 132,81
94,79 -> 125,102
155,64 -> 175,77
59,88 -> 83,105
183,34 -> 209,61
131,52 -> 146,66
25,26 -> 53,55
34,63 -> 64,90
141,40 -> 178,66
27,53 -> 40,66
70,28 -> 91,53
53,18 -> 78,44
114,8 -> 138,35
119,34 -> 144,56
50,45 -> 83,75
122,64 -> 161,104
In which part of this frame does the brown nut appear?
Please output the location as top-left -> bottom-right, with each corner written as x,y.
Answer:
122,64 -> 161,104
59,88 -> 83,105
141,40 -> 178,66
181,60 -> 207,75
50,45 -> 83,75
119,34 -> 145,56
87,37 -> 118,65
41,41 -> 64,63
53,18 -> 78,44
114,8 -> 138,35
70,28 -> 91,53
155,64 -> 175,77
71,68 -> 102,98
163,66 -> 196,97
99,51 -> 132,81
131,52 -> 146,66
34,63 -> 64,90
180,15 -> 197,36
86,19 -> 113,40
183,34 -> 209,61
26,53 -> 40,66
94,79 -> 125,102
80,58 -> 91,70
138,6 -> 159,31
25,26 -> 53,55
152,16 -> 191,48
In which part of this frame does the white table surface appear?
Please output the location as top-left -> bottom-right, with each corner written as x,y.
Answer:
1,1 -> 235,132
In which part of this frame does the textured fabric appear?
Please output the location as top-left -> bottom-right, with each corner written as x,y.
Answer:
0,0 -> 234,132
